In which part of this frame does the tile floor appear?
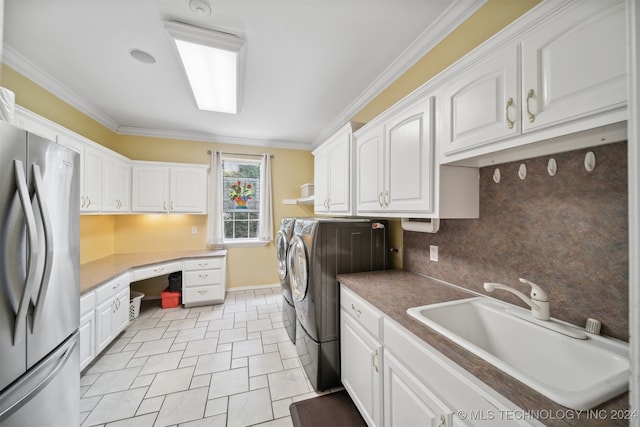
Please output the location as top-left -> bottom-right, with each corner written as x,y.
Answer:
80,286 -> 342,427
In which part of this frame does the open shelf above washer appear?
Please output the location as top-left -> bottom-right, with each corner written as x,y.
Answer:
282,196 -> 314,205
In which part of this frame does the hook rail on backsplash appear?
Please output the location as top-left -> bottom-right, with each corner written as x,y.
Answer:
492,151 -> 597,183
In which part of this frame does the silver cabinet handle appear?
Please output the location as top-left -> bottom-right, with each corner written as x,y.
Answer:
372,350 -> 379,373
351,303 -> 362,316
197,290 -> 209,295
81,196 -> 86,208
171,201 -> 175,211
438,414 -> 446,427
198,274 -> 209,279
153,267 -> 165,273
378,192 -> 384,208
384,190 -> 390,208
505,97 -> 514,129
86,197 -> 91,207
163,201 -> 167,211
198,263 -> 209,268
526,89 -> 536,123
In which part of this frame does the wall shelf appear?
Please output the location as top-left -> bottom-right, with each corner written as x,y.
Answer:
282,196 -> 314,205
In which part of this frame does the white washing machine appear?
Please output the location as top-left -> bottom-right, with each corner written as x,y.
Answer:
275,217 -> 297,343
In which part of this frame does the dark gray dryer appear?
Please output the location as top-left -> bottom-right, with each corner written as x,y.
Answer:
275,217 -> 296,343
287,218 -> 388,391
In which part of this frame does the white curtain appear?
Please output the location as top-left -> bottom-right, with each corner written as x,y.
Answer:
207,150 -> 224,247
258,153 -> 273,242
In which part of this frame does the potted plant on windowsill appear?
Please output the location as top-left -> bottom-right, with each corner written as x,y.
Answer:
229,181 -> 253,209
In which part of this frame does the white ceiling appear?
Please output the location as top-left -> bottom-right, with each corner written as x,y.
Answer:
3,0 -> 483,150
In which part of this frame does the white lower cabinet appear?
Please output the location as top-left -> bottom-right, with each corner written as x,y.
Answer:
340,285 -> 540,427
340,292 -> 383,427
94,274 -> 130,354
384,350 -> 453,427
79,292 -> 96,371
183,256 -> 226,307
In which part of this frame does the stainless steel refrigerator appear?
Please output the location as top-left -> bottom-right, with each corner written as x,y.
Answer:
0,120 -> 80,426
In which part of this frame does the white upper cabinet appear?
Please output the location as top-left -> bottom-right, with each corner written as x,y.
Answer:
439,0 -> 627,165
357,97 -> 434,215
384,98 -> 434,213
355,125 -> 384,213
132,162 -> 208,214
440,44 -> 520,156
313,123 -> 353,215
356,95 -> 479,219
170,166 -> 208,213
520,1 -> 626,132
102,154 -> 131,213
57,132 -> 103,213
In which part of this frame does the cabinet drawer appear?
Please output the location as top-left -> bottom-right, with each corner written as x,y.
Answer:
183,285 -> 225,306
185,270 -> 222,287
340,285 -> 383,339
80,292 -> 95,316
131,261 -> 183,281
95,274 -> 129,306
184,257 -> 223,271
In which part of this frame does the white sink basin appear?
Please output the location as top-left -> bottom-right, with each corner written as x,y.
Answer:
407,297 -> 629,410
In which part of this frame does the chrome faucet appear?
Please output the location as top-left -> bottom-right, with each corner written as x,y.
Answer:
484,278 -> 550,320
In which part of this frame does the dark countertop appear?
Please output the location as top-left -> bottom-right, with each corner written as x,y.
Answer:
80,250 -> 227,294
337,270 -> 629,427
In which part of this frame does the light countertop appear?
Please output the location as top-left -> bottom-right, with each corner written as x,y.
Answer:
80,250 -> 227,294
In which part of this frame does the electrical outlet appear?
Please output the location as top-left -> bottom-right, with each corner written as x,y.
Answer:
192,226 -> 198,234
429,245 -> 438,262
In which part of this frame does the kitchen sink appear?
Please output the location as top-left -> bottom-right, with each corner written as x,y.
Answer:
407,297 -> 629,410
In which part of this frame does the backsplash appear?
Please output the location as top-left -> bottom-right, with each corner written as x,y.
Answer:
404,141 -> 628,340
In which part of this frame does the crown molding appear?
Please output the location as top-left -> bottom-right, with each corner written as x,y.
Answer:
3,45 -> 121,131
312,0 -> 486,148
116,125 -> 312,151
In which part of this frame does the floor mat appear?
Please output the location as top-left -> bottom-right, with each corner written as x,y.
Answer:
289,390 -> 367,427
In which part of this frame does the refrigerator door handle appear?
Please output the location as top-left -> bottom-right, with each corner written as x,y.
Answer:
0,332 -> 78,422
30,164 -> 55,333
12,160 -> 40,346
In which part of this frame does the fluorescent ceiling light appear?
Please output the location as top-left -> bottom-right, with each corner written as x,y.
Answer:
164,21 -> 245,114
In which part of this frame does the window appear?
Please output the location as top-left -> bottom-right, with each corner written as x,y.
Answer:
222,158 -> 261,241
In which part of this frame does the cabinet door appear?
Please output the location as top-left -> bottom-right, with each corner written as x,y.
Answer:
341,310 -> 382,427
170,167 -> 207,213
441,44 -> 520,156
132,166 -> 169,212
102,154 -> 119,212
95,299 -> 114,354
384,350 -> 453,427
113,288 -> 130,335
57,134 -> 85,210
313,147 -> 329,213
521,1 -> 626,132
83,145 -> 103,212
326,133 -> 352,214
103,156 -> 131,212
79,311 -> 95,371
385,97 -> 434,213
116,161 -> 131,212
355,125 -> 385,213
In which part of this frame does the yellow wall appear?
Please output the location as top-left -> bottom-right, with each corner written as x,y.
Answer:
112,135 -> 314,287
1,0 -> 540,284
352,0 -> 541,123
